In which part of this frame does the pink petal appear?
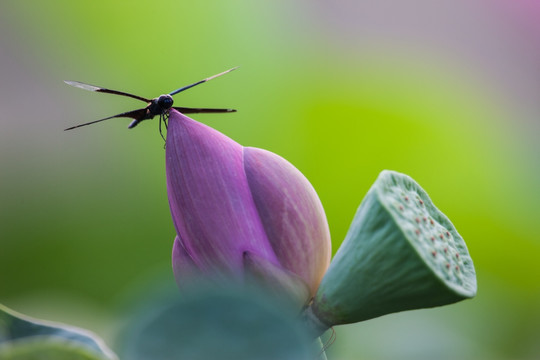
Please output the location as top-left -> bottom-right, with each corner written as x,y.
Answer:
244,147 -> 331,295
166,110 -> 279,277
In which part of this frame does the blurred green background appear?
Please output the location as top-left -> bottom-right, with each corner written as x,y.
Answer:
1,0 -> 539,359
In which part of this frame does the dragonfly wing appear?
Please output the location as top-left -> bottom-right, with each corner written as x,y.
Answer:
64,81 -> 102,92
173,107 -> 237,114
64,108 -> 147,131
64,80 -> 151,103
168,67 -> 239,96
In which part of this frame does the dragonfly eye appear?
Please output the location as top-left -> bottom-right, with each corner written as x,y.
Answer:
158,95 -> 174,109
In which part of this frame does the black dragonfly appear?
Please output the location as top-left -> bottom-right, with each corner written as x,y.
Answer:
64,67 -> 238,140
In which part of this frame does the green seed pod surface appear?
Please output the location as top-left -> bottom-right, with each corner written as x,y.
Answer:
310,170 -> 476,329
384,172 -> 476,294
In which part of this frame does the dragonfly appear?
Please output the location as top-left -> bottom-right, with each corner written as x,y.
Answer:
64,67 -> 238,140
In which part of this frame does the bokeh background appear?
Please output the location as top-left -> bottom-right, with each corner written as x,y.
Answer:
1,0 -> 539,359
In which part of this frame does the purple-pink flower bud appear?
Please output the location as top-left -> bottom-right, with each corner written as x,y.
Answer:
166,109 -> 331,298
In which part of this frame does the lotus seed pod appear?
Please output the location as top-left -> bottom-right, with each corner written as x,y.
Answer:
308,170 -> 476,333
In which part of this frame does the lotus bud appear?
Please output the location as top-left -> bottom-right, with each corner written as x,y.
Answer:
304,170 -> 477,336
166,109 -> 331,301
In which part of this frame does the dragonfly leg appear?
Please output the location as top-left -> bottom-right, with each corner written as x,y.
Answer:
159,115 -> 167,143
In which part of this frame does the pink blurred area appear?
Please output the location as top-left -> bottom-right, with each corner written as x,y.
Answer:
498,0 -> 540,31
308,0 -> 540,133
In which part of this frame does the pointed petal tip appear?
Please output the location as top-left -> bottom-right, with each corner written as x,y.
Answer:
166,113 -> 277,279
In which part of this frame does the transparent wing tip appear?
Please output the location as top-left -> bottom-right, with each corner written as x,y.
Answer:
205,66 -> 240,82
64,80 -> 100,92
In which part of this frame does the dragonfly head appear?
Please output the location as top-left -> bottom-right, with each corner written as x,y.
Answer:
157,94 -> 174,110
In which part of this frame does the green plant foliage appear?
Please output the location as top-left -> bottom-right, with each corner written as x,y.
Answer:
118,287 -> 316,360
0,304 -> 116,360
